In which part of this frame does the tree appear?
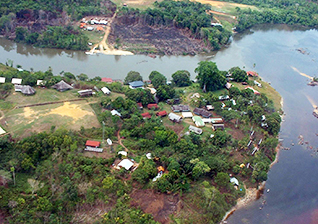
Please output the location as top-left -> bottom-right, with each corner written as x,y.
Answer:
214,172 -> 230,188
172,70 -> 191,87
195,61 -> 226,92
149,71 -> 167,89
77,73 -> 88,81
124,71 -> 143,84
156,85 -> 175,101
125,88 -> 154,105
229,67 -> 247,82
190,158 -> 211,180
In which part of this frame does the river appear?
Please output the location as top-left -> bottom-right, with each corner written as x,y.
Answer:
1,24 -> 318,224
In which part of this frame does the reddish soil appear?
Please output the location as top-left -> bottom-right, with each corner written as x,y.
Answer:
164,124 -> 184,136
130,189 -> 181,223
226,121 -> 246,140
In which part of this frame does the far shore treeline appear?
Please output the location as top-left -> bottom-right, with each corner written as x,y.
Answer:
0,60 -> 282,223
1,0 -> 317,52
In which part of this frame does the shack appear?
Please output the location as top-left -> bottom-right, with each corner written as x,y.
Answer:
189,125 -> 202,135
15,85 -> 36,95
137,102 -> 143,109
111,109 -> 122,117
168,113 -> 182,123
78,89 -> 93,97
182,111 -> 193,118
193,108 -> 211,118
212,123 -> 225,130
0,77 -> 5,83
171,104 -> 190,112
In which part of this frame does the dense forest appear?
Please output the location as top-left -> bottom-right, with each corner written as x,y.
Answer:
221,0 -> 318,31
0,62 -> 281,223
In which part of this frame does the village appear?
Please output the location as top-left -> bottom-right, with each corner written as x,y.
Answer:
0,67 -> 274,184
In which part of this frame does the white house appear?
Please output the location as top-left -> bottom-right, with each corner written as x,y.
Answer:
0,77 -> 5,83
101,87 -> 111,95
12,78 -> 22,85
117,159 -> 134,170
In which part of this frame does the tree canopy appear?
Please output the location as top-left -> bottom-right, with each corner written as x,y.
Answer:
195,61 -> 226,92
172,70 -> 191,87
124,71 -> 143,85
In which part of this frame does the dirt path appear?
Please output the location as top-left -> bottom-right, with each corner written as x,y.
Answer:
88,11 -> 134,56
116,129 -> 129,152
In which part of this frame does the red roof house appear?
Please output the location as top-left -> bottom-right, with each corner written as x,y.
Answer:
245,86 -> 260,95
147,104 -> 159,110
85,140 -> 101,148
141,112 -> 152,119
101,78 -> 113,83
246,71 -> 258,77
137,102 -> 143,109
156,111 -> 167,117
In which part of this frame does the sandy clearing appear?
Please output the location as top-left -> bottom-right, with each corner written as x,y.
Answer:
195,0 -> 257,9
44,102 -> 94,121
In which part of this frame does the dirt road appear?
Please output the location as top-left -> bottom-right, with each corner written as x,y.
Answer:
88,11 -> 134,56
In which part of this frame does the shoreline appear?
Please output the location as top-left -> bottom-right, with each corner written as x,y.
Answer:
221,97 -> 284,223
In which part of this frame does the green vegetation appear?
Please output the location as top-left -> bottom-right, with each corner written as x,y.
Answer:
221,0 -> 318,31
0,62 -> 282,223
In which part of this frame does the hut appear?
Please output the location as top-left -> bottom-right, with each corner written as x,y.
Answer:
111,109 -> 122,117
182,111 -> 193,118
0,77 -> 5,83
52,80 -> 73,92
21,85 -> 36,95
225,82 -> 232,89
85,140 -> 103,152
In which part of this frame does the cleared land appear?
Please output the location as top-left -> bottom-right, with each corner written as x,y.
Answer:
0,89 -> 100,138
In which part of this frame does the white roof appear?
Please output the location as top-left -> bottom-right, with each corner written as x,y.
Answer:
101,87 -> 111,94
118,151 -> 128,156
0,126 -> 6,135
0,77 -> 5,83
111,109 -> 121,117
12,78 -> 22,84
107,138 -> 112,145
168,112 -> 182,121
230,177 -> 239,186
182,112 -> 193,118
118,159 -> 134,170
202,118 -> 212,123
206,105 -> 214,110
146,153 -> 152,159
37,80 -> 44,85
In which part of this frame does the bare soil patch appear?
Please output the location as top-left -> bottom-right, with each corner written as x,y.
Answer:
109,23 -> 208,55
130,189 -> 180,223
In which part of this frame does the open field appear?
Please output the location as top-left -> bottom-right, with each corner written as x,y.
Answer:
0,88 -> 100,138
112,0 -> 162,9
195,0 -> 257,14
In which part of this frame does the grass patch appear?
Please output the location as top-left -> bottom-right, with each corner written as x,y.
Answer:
112,0 -> 162,9
81,30 -> 104,45
5,88 -> 79,107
